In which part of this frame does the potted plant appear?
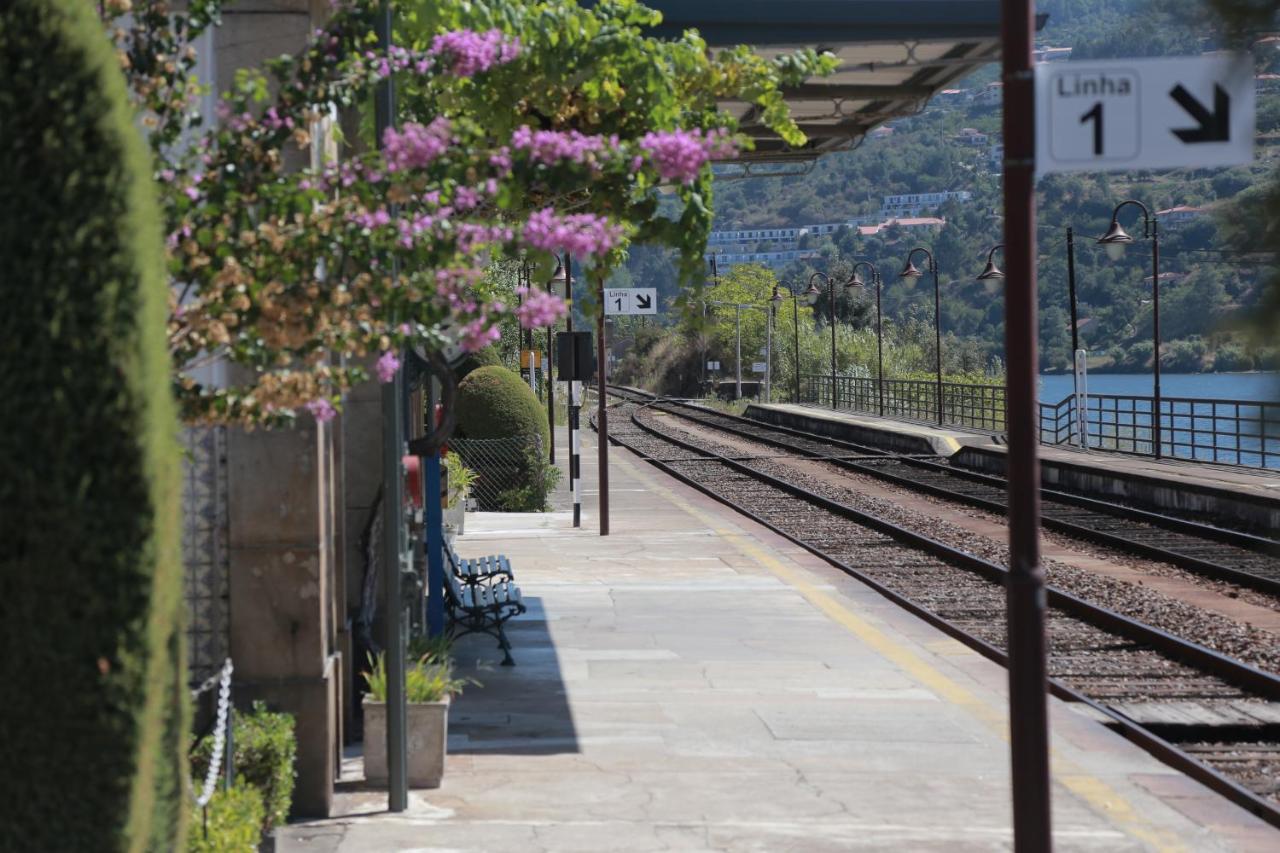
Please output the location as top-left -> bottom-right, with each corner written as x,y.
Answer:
443,452 -> 477,538
362,648 -> 470,788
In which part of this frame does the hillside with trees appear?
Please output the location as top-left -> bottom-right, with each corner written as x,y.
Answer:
616,0 -> 1280,379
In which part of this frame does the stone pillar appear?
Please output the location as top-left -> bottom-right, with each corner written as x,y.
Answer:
217,0 -> 342,819
227,418 -> 340,817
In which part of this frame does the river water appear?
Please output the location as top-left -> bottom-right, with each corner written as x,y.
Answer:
1039,372 -> 1279,403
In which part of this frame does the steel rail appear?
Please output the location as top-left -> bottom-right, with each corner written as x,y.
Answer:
598,398 -> 1280,828
609,387 -> 1280,597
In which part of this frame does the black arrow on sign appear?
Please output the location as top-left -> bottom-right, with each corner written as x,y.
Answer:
1170,83 -> 1230,143
635,293 -> 653,310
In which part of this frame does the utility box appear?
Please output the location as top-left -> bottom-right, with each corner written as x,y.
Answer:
555,331 -> 595,382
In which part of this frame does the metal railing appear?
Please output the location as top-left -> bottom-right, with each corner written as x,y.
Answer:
448,435 -> 548,511
1040,393 -> 1280,469
800,374 -> 1006,432
798,373 -> 1279,470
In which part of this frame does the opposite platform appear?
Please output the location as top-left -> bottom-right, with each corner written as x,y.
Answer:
747,402 -> 1280,531
279,427 -> 1277,852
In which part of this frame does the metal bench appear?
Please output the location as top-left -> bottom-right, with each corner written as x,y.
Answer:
446,544 -> 513,585
443,549 -> 525,665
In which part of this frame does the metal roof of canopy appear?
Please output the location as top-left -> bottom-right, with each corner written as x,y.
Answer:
638,0 -> 1003,166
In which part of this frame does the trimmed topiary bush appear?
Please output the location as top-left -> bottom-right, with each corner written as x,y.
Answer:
0,1 -> 187,849
453,345 -> 504,381
454,366 -> 556,510
192,702 -> 297,835
455,365 -> 551,449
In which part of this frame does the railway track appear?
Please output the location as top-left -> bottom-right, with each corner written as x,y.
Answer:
607,386 -> 1280,599
594,394 -> 1280,826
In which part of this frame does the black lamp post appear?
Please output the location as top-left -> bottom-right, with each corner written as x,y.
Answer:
846,262 -> 884,416
771,282 -> 804,403
1098,200 -> 1161,459
807,272 -> 842,408
899,247 -> 944,425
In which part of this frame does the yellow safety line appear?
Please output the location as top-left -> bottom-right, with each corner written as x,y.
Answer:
618,453 -> 1188,852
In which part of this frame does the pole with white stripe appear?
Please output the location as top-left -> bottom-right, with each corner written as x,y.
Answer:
570,379 -> 581,528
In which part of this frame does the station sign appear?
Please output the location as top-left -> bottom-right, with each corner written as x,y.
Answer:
706,360 -> 721,371
1036,54 -> 1254,175
751,362 -> 767,373
603,288 -> 658,315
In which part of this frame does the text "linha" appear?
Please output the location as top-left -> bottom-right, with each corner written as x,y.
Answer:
1056,73 -> 1134,98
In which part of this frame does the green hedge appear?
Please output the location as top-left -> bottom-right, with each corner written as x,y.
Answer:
186,784 -> 265,853
455,365 -> 550,448
453,345 -> 504,381
192,702 -> 296,834
0,1 -> 187,850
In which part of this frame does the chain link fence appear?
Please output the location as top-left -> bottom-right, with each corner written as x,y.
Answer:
449,434 -> 553,511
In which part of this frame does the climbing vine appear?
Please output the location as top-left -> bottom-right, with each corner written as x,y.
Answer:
100,0 -> 834,425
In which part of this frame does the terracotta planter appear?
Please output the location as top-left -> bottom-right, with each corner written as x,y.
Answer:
363,697 -> 450,788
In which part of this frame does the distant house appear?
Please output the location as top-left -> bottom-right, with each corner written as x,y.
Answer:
868,125 -> 895,140
880,190 -> 971,219
858,217 -> 946,237
936,88 -> 972,105
989,142 -> 1004,168
1155,205 -> 1206,229
1142,271 -> 1187,285
974,81 -> 1002,106
1034,46 -> 1073,63
704,249 -> 820,269
954,127 -> 989,146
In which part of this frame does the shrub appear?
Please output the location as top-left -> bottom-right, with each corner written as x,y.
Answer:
455,365 -> 550,448
453,345 -> 504,381
0,1 -> 187,849
186,784 -> 265,853
192,703 -> 296,834
494,443 -> 562,512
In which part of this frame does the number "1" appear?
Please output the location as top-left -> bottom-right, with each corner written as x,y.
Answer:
1080,101 -> 1103,156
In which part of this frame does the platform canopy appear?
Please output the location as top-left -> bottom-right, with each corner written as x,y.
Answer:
639,0 -> 1002,167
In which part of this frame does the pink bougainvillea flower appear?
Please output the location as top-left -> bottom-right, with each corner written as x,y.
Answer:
514,286 -> 567,328
639,128 -> 738,184
382,117 -> 452,172
375,350 -> 401,383
522,207 -> 625,258
306,398 -> 338,423
429,29 -> 520,77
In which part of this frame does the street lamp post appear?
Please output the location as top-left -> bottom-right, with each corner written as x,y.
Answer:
770,283 -> 804,403
899,247 -> 944,425
806,273 -> 838,409
1097,200 -> 1162,458
1065,228 -> 1081,357
847,262 -> 883,416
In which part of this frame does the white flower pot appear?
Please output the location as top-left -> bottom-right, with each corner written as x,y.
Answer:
363,697 -> 450,788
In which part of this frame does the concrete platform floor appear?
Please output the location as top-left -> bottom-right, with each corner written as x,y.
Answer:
279,427 -> 1278,852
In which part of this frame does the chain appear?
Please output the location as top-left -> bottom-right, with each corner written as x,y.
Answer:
193,658 -> 233,808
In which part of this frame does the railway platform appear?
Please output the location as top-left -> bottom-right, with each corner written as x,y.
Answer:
280,426 -> 1276,852
746,403 -> 1280,532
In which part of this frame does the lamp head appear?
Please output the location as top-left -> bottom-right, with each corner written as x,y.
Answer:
802,281 -> 822,305
976,258 -> 1005,281
548,259 -> 568,285
847,269 -> 867,289
1097,219 -> 1134,261
899,258 -> 923,279
770,286 -> 784,303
